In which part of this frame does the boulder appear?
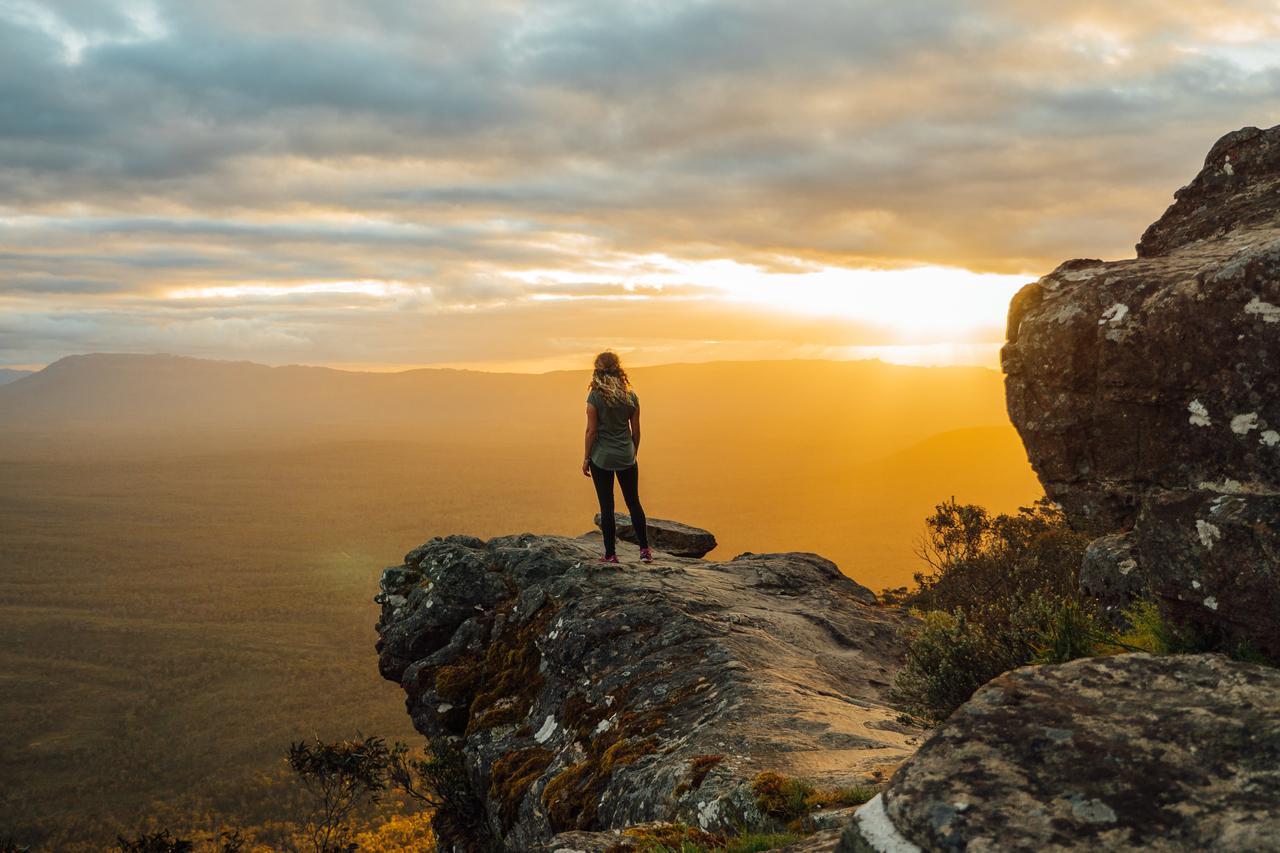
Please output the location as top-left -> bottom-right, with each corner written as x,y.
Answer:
376,532 -> 916,851
1002,123 -> 1280,656
839,653 -> 1280,852
1078,532 -> 1144,627
592,512 -> 718,557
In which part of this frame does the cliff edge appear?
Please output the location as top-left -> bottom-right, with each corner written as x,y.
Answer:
375,531 -> 916,849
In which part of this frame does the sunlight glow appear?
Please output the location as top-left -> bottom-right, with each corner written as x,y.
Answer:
700,261 -> 1028,336
507,255 -> 1030,338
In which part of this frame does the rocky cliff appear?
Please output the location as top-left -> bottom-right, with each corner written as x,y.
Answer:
375,530 -> 917,850
836,124 -> 1280,852
1003,123 -> 1280,656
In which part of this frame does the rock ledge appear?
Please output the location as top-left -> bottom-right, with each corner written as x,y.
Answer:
376,529 -> 915,850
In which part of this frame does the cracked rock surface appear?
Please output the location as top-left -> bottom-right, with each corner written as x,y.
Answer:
841,653 -> 1280,852
375,530 -> 915,850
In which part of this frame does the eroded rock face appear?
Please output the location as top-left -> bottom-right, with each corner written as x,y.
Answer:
840,653 -> 1280,852
1003,123 -> 1280,655
376,531 -> 915,851
592,513 -> 719,558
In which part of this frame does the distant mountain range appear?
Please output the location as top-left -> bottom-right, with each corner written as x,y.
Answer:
0,353 -> 1018,464
0,368 -> 32,386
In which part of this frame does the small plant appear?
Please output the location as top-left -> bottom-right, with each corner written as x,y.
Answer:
1111,599 -> 1195,654
645,830 -> 807,853
688,754 -> 723,789
115,830 -> 194,853
1112,599 -> 1276,665
827,784 -> 878,807
1033,599 -> 1104,664
890,610 -> 1026,723
216,829 -> 248,852
287,735 -> 392,852
751,771 -> 815,824
723,834 -> 808,853
388,739 -> 495,851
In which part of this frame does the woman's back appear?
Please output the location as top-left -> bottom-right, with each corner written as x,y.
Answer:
587,388 -> 637,470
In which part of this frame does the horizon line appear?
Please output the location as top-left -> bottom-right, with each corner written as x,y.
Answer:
7,348 -> 1009,378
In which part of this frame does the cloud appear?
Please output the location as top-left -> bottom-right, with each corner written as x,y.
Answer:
2,0 -> 1279,367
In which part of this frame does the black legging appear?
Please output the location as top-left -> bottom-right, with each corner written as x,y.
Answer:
589,461 -> 649,556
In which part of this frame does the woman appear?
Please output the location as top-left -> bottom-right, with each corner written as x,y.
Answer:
582,351 -> 652,563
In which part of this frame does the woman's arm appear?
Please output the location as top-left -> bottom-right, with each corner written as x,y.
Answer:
583,404 -> 598,476
628,402 -> 641,454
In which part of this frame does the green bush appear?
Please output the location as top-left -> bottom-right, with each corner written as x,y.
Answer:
908,498 -> 1089,616
1111,600 -> 1182,654
1107,599 -> 1274,664
890,610 -> 1027,722
890,500 -> 1093,722
1033,598 -> 1107,664
647,832 -> 807,853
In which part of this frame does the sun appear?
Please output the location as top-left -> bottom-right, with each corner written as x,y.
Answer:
508,253 -> 1030,341
694,260 -> 1030,339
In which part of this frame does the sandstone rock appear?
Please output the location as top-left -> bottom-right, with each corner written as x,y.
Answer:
376,531 -> 916,850
839,653 -> 1280,852
1003,123 -> 1280,655
592,512 -> 718,557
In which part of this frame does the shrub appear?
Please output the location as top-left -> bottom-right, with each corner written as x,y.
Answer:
388,739 -> 495,851
908,498 -> 1089,617
1033,598 -> 1107,664
751,772 -> 815,824
645,831 -> 807,853
890,610 -> 1027,722
287,735 -> 392,852
890,500 -> 1092,722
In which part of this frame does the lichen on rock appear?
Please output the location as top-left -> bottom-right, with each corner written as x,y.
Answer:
839,653 -> 1280,851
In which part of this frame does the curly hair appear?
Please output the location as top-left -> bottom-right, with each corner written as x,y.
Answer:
589,351 -> 635,408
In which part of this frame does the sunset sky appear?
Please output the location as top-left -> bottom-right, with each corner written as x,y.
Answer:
3,1 -> 1279,371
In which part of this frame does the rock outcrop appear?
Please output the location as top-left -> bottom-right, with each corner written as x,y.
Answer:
592,513 -> 719,558
375,531 -> 916,850
839,653 -> 1280,851
1003,123 -> 1280,656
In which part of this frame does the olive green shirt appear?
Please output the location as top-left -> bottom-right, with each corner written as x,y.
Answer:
587,388 -> 638,470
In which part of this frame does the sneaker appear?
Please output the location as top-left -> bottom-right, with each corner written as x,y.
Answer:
639,548 -> 653,563
599,554 -> 619,564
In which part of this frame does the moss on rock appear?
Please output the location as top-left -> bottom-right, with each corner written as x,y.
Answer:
689,754 -> 723,789
489,746 -> 554,830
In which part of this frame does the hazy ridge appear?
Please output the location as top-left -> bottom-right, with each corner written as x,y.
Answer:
0,368 -> 32,386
